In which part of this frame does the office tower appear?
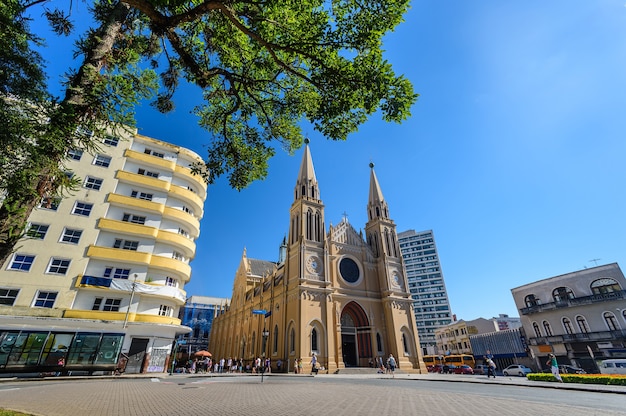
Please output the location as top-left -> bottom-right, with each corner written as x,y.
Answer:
0,128 -> 207,374
398,229 -> 452,355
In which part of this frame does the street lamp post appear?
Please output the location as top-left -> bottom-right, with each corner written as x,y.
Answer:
261,328 -> 269,383
123,274 -> 138,329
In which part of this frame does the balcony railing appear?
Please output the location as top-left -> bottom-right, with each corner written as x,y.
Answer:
528,329 -> 626,345
520,290 -> 626,315
79,275 -> 186,302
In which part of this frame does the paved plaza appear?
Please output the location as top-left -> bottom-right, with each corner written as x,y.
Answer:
0,373 -> 624,416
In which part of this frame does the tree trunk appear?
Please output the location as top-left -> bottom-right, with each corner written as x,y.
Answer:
0,2 -> 130,266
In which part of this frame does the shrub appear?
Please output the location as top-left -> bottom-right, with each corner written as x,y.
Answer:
527,373 -> 626,386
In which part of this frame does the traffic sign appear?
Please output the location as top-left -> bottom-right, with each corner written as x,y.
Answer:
252,309 -> 267,315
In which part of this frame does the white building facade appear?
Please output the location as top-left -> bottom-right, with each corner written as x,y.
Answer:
0,129 -> 207,374
398,229 -> 452,355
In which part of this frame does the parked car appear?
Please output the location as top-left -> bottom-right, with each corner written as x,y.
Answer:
502,364 -> 532,376
473,365 -> 488,375
558,365 -> 586,374
599,359 -> 626,375
442,364 -> 458,374
430,364 -> 444,373
453,364 -> 474,375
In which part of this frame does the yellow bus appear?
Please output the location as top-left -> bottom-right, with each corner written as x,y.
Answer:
443,354 -> 476,368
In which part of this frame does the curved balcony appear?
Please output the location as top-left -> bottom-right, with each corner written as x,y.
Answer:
162,206 -> 200,237
169,185 -> 204,217
107,193 -> 164,215
125,149 -> 176,171
156,229 -> 195,259
86,245 -> 151,265
174,164 -> 207,200
64,309 -> 126,321
98,218 -> 158,239
149,255 -> 191,282
116,170 -> 169,192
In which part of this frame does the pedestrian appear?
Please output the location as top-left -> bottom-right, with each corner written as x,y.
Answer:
377,356 -> 384,373
486,357 -> 496,378
387,354 -> 396,378
277,359 -> 282,373
294,357 -> 299,374
298,358 -> 303,374
546,353 -> 563,383
310,353 -> 317,374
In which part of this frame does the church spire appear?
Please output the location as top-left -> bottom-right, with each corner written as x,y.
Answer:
367,162 -> 390,221
294,139 -> 320,201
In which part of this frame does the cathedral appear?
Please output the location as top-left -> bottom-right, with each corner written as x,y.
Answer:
208,142 -> 426,373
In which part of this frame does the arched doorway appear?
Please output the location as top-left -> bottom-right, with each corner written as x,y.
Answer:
340,302 -> 372,367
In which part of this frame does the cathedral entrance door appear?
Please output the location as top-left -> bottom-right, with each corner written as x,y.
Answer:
341,332 -> 357,367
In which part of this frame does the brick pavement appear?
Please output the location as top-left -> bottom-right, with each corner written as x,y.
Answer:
0,374 -> 624,416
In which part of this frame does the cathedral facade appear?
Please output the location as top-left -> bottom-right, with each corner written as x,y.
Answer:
208,143 -> 426,373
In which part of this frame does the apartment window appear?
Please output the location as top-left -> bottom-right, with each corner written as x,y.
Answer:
27,223 -> 49,239
144,148 -> 164,158
34,291 -> 57,308
552,287 -> 575,302
165,277 -> 176,287
178,228 -> 189,237
67,149 -> 83,160
590,278 -> 621,295
60,228 -> 82,244
576,316 -> 589,333
122,213 -> 146,225
72,202 -> 93,216
9,254 -> 35,271
524,294 -> 540,307
112,268 -> 130,279
39,196 -> 61,211
103,135 -> 119,146
532,322 -> 541,337
562,317 -> 574,334
0,288 -> 19,306
541,320 -> 552,336
158,305 -> 172,316
92,297 -> 103,310
113,239 -> 139,251
604,312 -> 620,331
47,258 -> 71,275
84,176 -> 103,190
130,190 -> 153,201
102,298 -> 122,312
172,251 -> 183,261
76,126 -> 93,138
64,171 -> 75,180
182,206 -> 192,215
93,154 -> 112,168
137,168 -> 159,178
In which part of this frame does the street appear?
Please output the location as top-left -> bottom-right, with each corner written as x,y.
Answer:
0,374 -> 624,416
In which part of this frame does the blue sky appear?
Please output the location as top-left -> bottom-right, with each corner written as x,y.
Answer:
30,1 -> 626,320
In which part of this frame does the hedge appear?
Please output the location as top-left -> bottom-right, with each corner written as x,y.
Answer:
527,373 -> 626,386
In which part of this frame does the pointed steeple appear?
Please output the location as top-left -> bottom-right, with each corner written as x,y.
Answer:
294,139 -> 320,201
367,162 -> 390,220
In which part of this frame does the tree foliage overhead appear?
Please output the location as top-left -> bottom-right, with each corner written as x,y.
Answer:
0,0 -> 416,263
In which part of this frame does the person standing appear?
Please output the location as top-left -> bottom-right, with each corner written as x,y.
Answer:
486,357 -> 496,378
546,354 -> 563,383
387,354 -> 397,378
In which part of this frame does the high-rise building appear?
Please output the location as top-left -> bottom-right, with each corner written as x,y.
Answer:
209,144 -> 426,373
398,229 -> 452,355
0,128 -> 207,375
178,296 -> 230,355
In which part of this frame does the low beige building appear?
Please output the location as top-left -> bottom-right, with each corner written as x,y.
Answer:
209,143 -> 426,374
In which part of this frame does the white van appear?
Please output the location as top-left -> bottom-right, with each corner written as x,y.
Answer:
599,359 -> 626,375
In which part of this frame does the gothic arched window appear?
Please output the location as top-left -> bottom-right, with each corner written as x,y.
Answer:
525,294 -> 540,308
532,322 -> 541,337
552,287 -> 574,302
591,278 -> 621,295
311,328 -> 318,351
562,317 -> 573,334
543,321 -> 553,336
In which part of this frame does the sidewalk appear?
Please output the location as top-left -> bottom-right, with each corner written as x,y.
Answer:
1,371 -> 625,395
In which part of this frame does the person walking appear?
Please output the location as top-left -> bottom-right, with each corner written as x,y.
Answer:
546,354 -> 563,383
310,353 -> 317,374
486,357 -> 496,378
387,354 -> 396,378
